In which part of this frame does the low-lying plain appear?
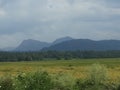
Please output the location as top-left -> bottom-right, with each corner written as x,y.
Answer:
0,58 -> 120,80
0,58 -> 120,90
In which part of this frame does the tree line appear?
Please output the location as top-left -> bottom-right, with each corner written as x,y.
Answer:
0,50 -> 120,62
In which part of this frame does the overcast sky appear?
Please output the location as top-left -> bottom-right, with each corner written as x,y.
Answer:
0,0 -> 120,48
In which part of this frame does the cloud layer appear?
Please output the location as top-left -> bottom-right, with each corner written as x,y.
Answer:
0,0 -> 120,48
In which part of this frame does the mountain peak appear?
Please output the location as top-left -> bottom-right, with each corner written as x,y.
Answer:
23,39 -> 40,43
15,39 -> 50,51
44,39 -> 120,51
53,36 -> 73,45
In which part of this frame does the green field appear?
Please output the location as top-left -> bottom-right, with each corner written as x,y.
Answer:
0,58 -> 120,90
0,58 -> 120,81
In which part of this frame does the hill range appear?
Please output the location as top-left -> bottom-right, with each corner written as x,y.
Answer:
2,37 -> 120,51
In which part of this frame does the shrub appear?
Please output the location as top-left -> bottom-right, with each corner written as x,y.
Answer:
74,79 -> 87,90
15,71 -> 54,90
53,73 -> 75,90
74,64 -> 109,90
88,64 -> 108,85
0,76 -> 14,90
0,64 -> 120,90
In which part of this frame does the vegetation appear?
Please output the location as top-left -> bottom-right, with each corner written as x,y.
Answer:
0,56 -> 120,90
1,51 -> 120,62
0,63 -> 120,90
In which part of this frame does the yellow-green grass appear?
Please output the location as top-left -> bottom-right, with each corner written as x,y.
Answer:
0,58 -> 120,82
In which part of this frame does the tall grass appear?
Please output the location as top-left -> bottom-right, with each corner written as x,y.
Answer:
53,73 -> 76,90
0,64 -> 120,90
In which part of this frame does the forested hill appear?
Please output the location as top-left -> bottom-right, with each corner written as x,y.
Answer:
15,39 -> 50,51
2,37 -> 120,52
43,39 -> 120,51
52,36 -> 73,45
14,37 -> 73,51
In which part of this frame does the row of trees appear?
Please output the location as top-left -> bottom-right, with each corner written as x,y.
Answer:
0,50 -> 120,62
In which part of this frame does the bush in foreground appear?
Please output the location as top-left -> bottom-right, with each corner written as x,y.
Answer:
53,73 -> 76,90
0,64 -> 120,90
0,76 -> 14,90
15,72 -> 53,90
74,64 -> 118,90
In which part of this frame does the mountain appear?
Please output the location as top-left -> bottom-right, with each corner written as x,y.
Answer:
15,39 -> 50,51
14,37 -> 73,51
43,39 -> 120,51
52,36 -> 73,45
11,37 -> 120,52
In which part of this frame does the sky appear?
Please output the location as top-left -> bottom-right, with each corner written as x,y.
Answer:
0,0 -> 120,48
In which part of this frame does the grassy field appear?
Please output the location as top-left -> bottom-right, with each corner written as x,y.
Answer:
0,58 -> 120,81
0,58 -> 120,90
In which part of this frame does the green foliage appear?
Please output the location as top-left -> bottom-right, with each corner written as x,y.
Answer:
15,72 -> 53,90
74,64 -> 116,90
88,64 -> 108,85
0,64 -> 119,90
85,64 -> 108,90
1,51 -> 120,62
74,79 -> 87,90
53,73 -> 75,90
0,76 -> 14,90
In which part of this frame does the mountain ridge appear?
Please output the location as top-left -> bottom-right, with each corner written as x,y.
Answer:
43,39 -> 120,51
52,36 -> 73,45
15,39 -> 51,51
1,37 -> 120,51
14,37 -> 74,51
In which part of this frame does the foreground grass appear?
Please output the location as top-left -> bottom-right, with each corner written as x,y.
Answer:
0,58 -> 120,80
0,63 -> 120,90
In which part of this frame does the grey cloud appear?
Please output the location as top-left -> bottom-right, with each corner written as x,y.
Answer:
0,0 -> 120,48
0,0 -> 14,8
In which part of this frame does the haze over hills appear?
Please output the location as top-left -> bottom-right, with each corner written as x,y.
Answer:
43,39 -> 120,51
0,0 -> 120,53
15,39 -> 51,51
1,47 -> 15,51
1,37 -> 120,52
52,36 -> 73,45
14,37 -> 73,51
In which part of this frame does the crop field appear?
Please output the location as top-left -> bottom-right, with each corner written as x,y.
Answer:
0,58 -> 120,80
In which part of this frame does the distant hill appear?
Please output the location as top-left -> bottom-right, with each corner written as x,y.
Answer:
5,37 -> 120,52
15,39 -> 50,51
14,37 -> 73,52
43,39 -> 120,51
52,36 -> 73,45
